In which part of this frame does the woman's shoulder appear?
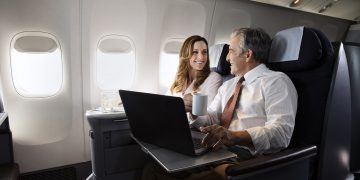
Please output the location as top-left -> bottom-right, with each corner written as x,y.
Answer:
207,71 -> 222,80
200,71 -> 222,88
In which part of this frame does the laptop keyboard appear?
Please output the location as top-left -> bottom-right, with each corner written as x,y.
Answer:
192,138 -> 204,149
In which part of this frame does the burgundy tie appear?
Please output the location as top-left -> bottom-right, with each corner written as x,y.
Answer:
220,77 -> 245,129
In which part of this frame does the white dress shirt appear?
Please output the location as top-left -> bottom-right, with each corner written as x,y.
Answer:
191,64 -> 298,155
167,71 -> 222,106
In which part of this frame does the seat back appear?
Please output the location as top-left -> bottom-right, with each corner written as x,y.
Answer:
0,94 -> 14,166
344,24 -> 360,174
209,43 -> 234,81
268,26 -> 352,180
269,26 -> 335,149
0,94 -> 19,180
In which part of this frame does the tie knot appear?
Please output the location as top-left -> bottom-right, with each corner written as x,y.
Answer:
238,76 -> 245,84
234,77 -> 244,91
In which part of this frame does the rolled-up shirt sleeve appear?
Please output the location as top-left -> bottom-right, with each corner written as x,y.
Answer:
246,75 -> 297,154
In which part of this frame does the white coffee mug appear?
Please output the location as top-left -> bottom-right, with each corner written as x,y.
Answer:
192,93 -> 208,116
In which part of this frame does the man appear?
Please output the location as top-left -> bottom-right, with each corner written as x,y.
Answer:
184,27 -> 298,178
143,28 -> 297,180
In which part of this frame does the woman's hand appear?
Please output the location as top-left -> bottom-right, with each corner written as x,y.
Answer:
183,93 -> 193,112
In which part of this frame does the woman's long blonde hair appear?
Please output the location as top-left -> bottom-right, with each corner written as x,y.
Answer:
170,35 -> 210,94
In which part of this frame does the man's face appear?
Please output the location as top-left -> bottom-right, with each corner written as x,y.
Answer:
227,35 -> 247,76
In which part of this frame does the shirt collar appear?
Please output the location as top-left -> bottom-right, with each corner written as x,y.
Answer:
243,64 -> 268,84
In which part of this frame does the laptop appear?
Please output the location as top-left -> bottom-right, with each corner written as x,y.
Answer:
119,90 -> 208,156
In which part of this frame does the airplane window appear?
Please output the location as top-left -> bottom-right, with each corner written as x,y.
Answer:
159,53 -> 179,88
10,32 -> 63,97
159,39 -> 184,92
159,39 -> 185,93
96,35 -> 135,90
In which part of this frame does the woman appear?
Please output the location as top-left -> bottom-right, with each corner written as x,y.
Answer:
142,35 -> 223,180
168,35 -> 222,108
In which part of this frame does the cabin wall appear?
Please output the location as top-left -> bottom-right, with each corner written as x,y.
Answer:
0,0 -> 85,173
0,0 -> 354,174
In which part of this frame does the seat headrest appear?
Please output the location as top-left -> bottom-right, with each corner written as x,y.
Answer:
209,44 -> 225,67
268,26 -> 331,72
209,43 -> 230,75
308,27 -> 334,62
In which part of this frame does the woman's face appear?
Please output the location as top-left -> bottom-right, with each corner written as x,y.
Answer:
189,41 -> 208,71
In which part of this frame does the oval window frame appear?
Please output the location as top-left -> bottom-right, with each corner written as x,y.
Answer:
10,31 -> 64,98
96,34 -> 136,91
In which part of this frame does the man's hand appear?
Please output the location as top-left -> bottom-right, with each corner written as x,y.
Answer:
183,93 -> 193,112
200,125 -> 235,150
201,125 -> 255,151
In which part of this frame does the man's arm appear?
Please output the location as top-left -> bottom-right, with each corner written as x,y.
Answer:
246,74 -> 297,154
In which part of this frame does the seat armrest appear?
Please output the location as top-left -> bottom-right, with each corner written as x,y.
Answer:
353,170 -> 360,180
226,145 -> 317,176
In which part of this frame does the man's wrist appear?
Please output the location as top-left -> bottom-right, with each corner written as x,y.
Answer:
227,130 -> 255,150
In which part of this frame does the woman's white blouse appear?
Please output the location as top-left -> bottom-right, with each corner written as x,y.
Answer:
167,71 -> 222,106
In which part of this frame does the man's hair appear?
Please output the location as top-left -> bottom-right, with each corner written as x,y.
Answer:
231,28 -> 271,64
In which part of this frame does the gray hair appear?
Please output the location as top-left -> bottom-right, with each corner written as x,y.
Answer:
230,28 -> 271,63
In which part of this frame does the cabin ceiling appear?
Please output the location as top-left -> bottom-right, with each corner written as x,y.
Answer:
251,0 -> 360,22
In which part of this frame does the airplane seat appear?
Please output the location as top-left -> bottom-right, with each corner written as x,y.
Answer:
225,26 -> 352,180
0,96 -> 20,180
209,43 -> 234,82
344,24 -> 360,180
